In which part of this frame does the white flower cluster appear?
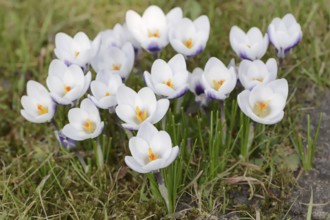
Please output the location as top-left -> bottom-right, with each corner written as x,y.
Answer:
20,5 -> 301,173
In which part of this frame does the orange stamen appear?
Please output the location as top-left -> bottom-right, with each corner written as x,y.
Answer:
162,79 -> 174,88
212,79 -> 225,91
148,147 -> 158,161
135,106 -> 148,123
64,85 -> 71,94
83,119 -> 96,133
37,104 -> 48,115
112,64 -> 122,71
74,51 -> 80,58
148,29 -> 160,38
183,38 -> 193,49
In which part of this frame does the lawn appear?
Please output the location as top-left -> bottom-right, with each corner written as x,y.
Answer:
0,0 -> 329,219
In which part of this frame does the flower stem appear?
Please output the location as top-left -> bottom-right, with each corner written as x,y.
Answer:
95,137 -> 104,168
219,100 -> 226,144
154,171 -> 170,212
51,119 -> 60,131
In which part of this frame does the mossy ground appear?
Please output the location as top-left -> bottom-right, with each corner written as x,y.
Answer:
0,0 -> 329,219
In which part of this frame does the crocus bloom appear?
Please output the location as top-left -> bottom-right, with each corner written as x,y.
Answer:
126,6 -> 182,53
188,67 -> 207,105
267,13 -> 302,58
91,42 -> 134,80
237,79 -> 288,125
117,23 -> 142,52
169,15 -> 210,57
238,58 -> 277,90
144,54 -> 188,99
115,86 -> 169,130
62,99 -> 104,141
54,32 -> 100,68
88,71 -> 123,110
229,26 -> 269,60
201,57 -> 237,100
21,80 -> 56,123
46,59 -> 91,105
125,122 -> 179,173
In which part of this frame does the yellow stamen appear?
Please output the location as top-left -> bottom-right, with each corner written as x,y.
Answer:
105,92 -> 110,96
148,29 -> 160,38
112,64 -> 122,71
37,104 -> 48,115
252,77 -> 264,83
183,38 -> 193,49
253,100 -> 271,117
74,51 -> 80,58
148,147 -> 158,161
135,106 -> 148,123
83,119 -> 96,133
64,85 -> 71,94
212,79 -> 225,91
162,79 -> 174,88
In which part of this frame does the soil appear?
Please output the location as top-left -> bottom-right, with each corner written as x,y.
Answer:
289,88 -> 330,220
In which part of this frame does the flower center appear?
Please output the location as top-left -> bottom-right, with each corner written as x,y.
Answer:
64,85 -> 71,94
105,92 -> 110,96
112,64 -> 122,71
74,51 -> 80,58
148,29 -> 160,38
83,119 -> 96,134
183,38 -> 193,49
135,106 -> 148,123
253,100 -> 271,117
252,77 -> 264,83
148,147 -> 158,161
37,104 -> 48,115
212,79 -> 225,91
162,79 -> 174,88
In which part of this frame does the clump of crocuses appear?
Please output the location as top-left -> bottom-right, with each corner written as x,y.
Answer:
20,6 -> 302,214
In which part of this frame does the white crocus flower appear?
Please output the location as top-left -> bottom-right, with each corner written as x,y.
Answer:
21,80 -> 56,123
125,122 -> 179,173
237,79 -> 288,125
91,42 -> 134,80
169,16 -> 210,57
229,26 -> 269,60
144,54 -> 188,99
188,67 -> 207,105
267,13 -> 302,58
115,86 -> 169,130
201,57 -> 237,100
117,23 -> 142,52
238,58 -> 277,90
46,59 -> 91,105
126,6 -> 181,53
88,71 -> 123,110
62,99 -> 104,141
54,32 -> 100,68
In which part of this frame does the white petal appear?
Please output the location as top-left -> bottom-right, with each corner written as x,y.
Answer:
137,122 -> 159,144
116,86 -> 137,106
150,99 -> 169,123
62,124 -> 88,141
162,146 -> 179,168
129,136 -> 149,166
150,131 -> 172,158
168,54 -> 186,74
125,156 -> 149,173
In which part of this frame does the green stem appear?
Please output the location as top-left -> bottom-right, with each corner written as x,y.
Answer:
154,171 -> 170,213
95,137 -> 104,168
